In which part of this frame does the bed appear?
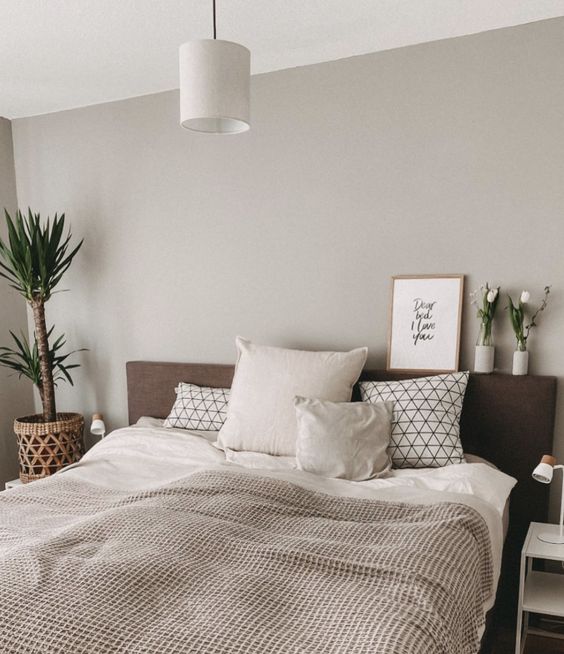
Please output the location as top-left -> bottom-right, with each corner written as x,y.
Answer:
0,361 -> 557,653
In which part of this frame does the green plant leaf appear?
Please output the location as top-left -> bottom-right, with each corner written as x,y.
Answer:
0,329 -> 85,388
0,209 -> 83,303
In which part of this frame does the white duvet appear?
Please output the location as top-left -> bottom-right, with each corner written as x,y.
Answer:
58,418 -> 516,620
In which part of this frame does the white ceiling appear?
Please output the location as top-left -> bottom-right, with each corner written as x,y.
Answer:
1,1 -> 563,119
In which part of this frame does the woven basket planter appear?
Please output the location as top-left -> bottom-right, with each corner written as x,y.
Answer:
14,413 -> 84,483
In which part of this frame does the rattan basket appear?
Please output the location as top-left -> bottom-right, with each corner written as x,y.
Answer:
14,413 -> 84,483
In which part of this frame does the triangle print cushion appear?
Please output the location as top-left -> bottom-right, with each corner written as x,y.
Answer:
164,383 -> 230,431
359,372 -> 469,468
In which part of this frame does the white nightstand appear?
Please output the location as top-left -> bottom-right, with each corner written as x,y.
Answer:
516,522 -> 564,653
4,478 -> 22,490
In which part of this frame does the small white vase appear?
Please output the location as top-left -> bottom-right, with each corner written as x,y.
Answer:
512,350 -> 529,376
474,345 -> 495,374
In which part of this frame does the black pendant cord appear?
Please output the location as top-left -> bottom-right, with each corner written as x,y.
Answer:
213,0 -> 217,39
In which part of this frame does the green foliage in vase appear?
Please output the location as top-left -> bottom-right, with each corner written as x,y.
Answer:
470,283 -> 500,345
507,286 -> 551,352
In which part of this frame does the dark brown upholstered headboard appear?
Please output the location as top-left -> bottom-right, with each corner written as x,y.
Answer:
126,361 -> 557,615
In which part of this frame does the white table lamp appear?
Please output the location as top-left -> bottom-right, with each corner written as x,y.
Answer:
90,413 -> 106,438
532,455 -> 564,544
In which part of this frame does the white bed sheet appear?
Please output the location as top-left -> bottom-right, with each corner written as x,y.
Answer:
59,418 -> 517,620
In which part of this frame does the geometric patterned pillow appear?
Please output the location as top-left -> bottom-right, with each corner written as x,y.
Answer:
164,383 -> 230,431
358,372 -> 469,469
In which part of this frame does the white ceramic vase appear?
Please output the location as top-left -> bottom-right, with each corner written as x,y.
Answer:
512,350 -> 529,376
474,345 -> 495,374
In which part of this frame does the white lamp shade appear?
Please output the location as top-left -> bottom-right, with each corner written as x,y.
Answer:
532,462 -> 553,484
179,39 -> 250,134
91,414 -> 106,437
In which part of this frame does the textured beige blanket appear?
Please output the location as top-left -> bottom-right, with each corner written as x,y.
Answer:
0,469 -> 492,653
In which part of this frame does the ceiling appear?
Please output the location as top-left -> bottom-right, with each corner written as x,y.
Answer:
1,1 -> 563,119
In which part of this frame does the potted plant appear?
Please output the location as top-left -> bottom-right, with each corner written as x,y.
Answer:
0,209 -> 84,482
507,286 -> 551,375
470,283 -> 500,374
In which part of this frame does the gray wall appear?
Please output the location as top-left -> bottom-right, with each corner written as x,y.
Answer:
10,18 -> 564,510
0,118 -> 33,485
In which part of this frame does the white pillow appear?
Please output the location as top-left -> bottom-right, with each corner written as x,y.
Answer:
294,397 -> 393,481
217,337 -> 368,456
359,372 -> 468,468
164,383 -> 230,431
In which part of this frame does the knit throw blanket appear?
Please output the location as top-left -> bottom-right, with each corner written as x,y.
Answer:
0,469 -> 492,653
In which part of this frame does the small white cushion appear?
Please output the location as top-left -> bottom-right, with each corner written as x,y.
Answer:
294,397 -> 393,481
217,337 -> 368,456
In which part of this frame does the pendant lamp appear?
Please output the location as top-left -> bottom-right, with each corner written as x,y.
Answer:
179,0 -> 250,133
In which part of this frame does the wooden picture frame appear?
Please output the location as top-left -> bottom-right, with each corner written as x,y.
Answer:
387,274 -> 464,373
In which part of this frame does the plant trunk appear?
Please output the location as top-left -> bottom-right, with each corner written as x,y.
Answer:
31,299 -> 56,422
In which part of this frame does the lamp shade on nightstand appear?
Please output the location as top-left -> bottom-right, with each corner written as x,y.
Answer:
532,455 -> 556,484
90,414 -> 106,438
532,455 -> 564,544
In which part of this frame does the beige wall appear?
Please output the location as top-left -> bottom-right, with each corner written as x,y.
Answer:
0,118 -> 34,485
10,18 -> 564,510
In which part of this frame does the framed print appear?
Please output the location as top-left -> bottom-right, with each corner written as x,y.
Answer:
387,274 -> 464,373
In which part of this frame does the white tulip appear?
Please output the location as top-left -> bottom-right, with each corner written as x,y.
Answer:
520,290 -> 530,304
487,288 -> 498,303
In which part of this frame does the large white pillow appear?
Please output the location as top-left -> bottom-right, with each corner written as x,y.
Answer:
217,337 -> 368,456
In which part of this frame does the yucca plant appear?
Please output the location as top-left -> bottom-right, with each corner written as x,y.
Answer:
0,209 -> 83,422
